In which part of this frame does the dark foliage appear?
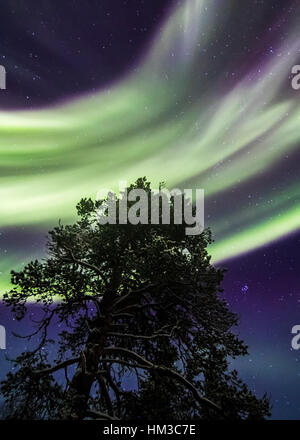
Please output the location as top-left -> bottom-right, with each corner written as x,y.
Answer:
0,178 -> 270,420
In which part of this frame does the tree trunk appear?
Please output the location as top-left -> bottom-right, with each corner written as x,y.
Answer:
63,315 -> 112,419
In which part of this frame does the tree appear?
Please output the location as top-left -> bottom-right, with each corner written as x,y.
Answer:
0,178 -> 270,420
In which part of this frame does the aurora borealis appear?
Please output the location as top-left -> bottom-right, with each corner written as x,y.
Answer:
1,0 -> 300,419
0,0 -> 300,291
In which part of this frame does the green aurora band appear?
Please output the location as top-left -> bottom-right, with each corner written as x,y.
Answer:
1,0 -> 300,294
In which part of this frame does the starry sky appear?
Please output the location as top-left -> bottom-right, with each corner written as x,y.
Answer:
0,0 -> 300,419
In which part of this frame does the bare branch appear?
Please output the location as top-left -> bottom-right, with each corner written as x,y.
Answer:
107,330 -> 173,340
101,347 -> 225,417
103,347 -> 153,367
86,409 -> 119,421
62,245 -> 104,278
108,284 -> 157,312
33,357 -> 80,376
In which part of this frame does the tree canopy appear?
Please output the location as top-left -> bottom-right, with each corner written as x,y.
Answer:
0,178 -> 270,420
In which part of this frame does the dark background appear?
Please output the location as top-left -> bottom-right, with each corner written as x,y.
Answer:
0,0 -> 300,420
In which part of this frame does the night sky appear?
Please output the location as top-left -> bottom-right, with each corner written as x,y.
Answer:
0,0 -> 300,420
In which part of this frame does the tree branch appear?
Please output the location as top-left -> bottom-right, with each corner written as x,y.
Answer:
108,284 -> 157,312
62,245 -> 104,278
86,409 -> 119,421
33,357 -> 80,376
101,347 -> 225,417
